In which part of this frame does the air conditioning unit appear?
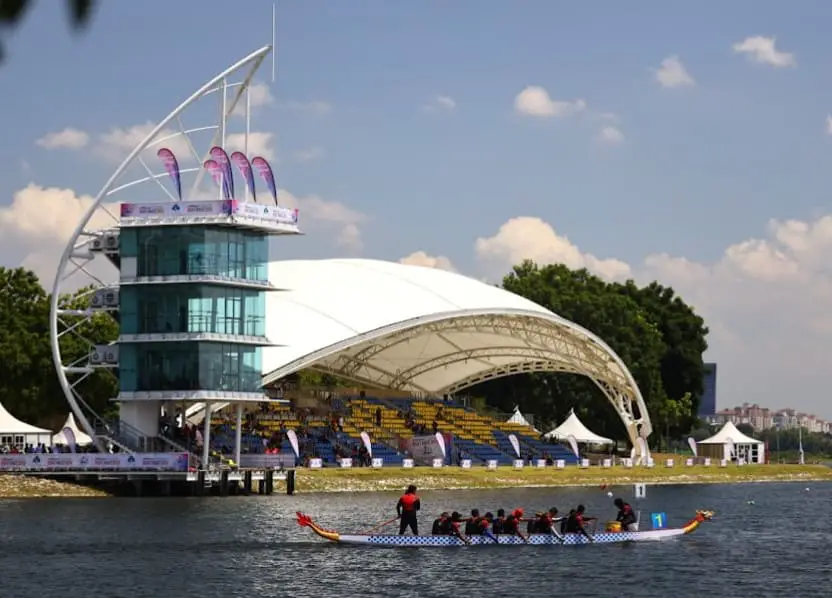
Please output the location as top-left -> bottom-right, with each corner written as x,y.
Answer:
90,292 -> 104,308
104,233 -> 119,249
104,290 -> 119,307
91,237 -> 104,251
89,349 -> 103,365
102,346 -> 119,364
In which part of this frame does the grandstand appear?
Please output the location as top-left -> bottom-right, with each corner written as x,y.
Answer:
196,258 -> 653,465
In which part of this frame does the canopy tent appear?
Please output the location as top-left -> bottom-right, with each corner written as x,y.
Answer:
543,409 -> 613,444
0,401 -> 52,448
506,406 -> 539,432
697,421 -> 765,464
52,412 -> 94,447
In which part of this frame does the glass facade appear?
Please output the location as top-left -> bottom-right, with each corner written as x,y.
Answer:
119,226 -> 269,281
120,284 -> 266,337
119,342 -> 263,394
698,362 -> 717,418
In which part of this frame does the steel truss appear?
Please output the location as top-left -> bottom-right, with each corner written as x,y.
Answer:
49,46 -> 275,452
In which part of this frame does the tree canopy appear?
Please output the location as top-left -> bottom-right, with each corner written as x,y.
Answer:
0,0 -> 96,62
467,260 -> 709,447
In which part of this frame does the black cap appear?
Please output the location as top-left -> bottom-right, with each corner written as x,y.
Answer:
497,508 -> 505,517
471,508 -> 480,517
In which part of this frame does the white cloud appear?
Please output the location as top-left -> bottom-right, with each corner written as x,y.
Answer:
293,146 -> 326,163
95,122 -> 193,163
36,128 -> 90,150
423,95 -> 457,113
513,86 -> 587,118
399,251 -> 456,272
231,82 -> 274,116
732,36 -> 796,68
475,217 -> 632,281
825,115 -> 832,136
226,132 -> 276,161
283,100 -> 332,116
277,190 -> 366,253
654,55 -> 696,88
597,126 -> 625,145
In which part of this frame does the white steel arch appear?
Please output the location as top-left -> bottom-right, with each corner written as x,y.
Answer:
260,259 -> 654,457
49,45 -> 274,451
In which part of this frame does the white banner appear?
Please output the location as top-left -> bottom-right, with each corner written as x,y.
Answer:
286,429 -> 300,458
602,459 -> 612,468
704,458 -> 711,467
622,458 -> 633,468
580,458 -> 590,468
120,200 -> 299,227
371,458 -> 383,468
309,458 -> 323,469
665,458 -> 675,468
535,459 -> 546,468
402,458 -> 414,468
360,432 -> 373,458
719,459 -> 727,467
340,458 -> 353,468
555,459 -> 565,469
460,459 -> 472,469
646,458 -> 655,468
0,452 -> 189,472
508,434 -> 521,458
513,459 -> 524,469
685,458 -> 694,467
432,458 -> 443,468
238,454 -> 295,469
486,459 -> 498,470
404,435 -> 447,465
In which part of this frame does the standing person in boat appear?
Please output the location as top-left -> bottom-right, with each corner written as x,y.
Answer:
566,505 -> 595,542
614,498 -> 637,531
397,484 -> 421,535
432,512 -> 449,535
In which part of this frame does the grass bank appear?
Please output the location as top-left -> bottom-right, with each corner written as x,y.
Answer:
0,474 -> 109,499
291,464 -> 832,494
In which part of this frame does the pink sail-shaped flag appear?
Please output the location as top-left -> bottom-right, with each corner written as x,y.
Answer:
687,436 -> 698,457
156,148 -> 182,200
508,433 -> 521,458
286,429 -> 300,458
209,146 -> 234,200
360,431 -> 373,458
230,151 -> 257,203
434,431 -> 446,459
203,159 -> 224,192
567,434 -> 580,459
251,156 -> 278,205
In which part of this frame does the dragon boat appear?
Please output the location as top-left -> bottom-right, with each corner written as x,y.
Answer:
295,510 -> 714,547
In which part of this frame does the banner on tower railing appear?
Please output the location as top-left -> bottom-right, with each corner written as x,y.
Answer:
0,452 -> 189,472
119,199 -> 299,226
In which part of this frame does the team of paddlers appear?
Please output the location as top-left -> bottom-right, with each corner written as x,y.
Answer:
396,484 -> 638,543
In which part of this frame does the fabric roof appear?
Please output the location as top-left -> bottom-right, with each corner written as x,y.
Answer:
698,421 -> 763,445
52,412 -> 94,446
507,406 -> 538,431
0,402 -> 51,435
261,260 -> 647,420
543,409 -> 614,444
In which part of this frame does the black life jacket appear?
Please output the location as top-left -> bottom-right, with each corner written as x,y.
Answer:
439,518 -> 454,535
464,518 -> 477,535
503,515 -> 519,534
526,519 -> 536,534
618,504 -> 636,526
535,516 -> 552,533
432,518 -> 446,535
492,518 -> 504,534
564,512 -> 579,533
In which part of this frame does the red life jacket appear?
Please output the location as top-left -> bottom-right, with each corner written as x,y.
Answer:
399,493 -> 419,512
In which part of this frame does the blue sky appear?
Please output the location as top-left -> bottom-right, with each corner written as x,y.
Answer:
2,0 -> 832,419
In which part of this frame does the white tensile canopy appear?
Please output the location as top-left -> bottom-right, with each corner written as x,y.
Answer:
543,408 -> 613,444
697,421 -> 765,463
52,412 -> 94,447
0,401 -> 53,447
506,406 -> 539,432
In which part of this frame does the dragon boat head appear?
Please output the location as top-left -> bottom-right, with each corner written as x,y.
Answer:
695,510 -> 715,521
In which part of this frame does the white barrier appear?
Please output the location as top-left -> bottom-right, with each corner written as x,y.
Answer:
685,458 -> 694,467
460,459 -> 472,469
719,459 -> 727,467
602,459 -> 612,468
371,458 -> 383,468
0,452 -> 189,472
432,458 -> 444,468
646,458 -> 655,468
703,458 -> 711,467
309,458 -> 323,469
580,459 -> 590,468
486,459 -> 498,470
555,459 -> 565,469
622,458 -> 633,468
340,458 -> 353,468
513,459 -> 524,469
665,458 -> 675,468
535,459 -> 546,468
402,458 -> 414,468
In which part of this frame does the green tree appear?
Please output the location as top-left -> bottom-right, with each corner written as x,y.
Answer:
0,0 -> 96,62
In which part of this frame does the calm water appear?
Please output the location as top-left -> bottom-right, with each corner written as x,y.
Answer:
0,482 -> 829,597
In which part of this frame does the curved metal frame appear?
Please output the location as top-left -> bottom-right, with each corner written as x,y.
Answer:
262,307 -> 654,458
49,46 -> 273,450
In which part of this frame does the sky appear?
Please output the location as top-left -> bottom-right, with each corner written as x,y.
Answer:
2,0 -> 832,417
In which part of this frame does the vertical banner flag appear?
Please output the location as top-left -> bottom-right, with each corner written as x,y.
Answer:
286,429 -> 300,458
360,431 -> 373,458
156,148 -> 182,200
209,146 -> 234,200
434,431 -> 446,459
251,156 -> 278,205
687,437 -> 698,457
230,151 -> 256,203
508,433 -> 521,458
567,434 -> 580,459
725,437 -> 735,461
637,436 -> 650,463
62,427 -> 77,453
203,159 -> 224,194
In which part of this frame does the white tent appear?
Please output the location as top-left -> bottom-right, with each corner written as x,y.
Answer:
52,412 -> 94,447
543,409 -> 613,444
0,402 -> 53,448
697,421 -> 765,463
506,406 -> 539,432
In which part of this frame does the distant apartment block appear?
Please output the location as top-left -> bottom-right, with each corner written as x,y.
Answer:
712,403 -> 831,433
698,362 -> 717,418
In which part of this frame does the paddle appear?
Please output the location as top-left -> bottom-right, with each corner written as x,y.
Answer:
362,516 -> 399,535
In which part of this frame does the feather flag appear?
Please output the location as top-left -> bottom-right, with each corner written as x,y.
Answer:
725,437 -> 735,461
251,156 -> 278,205
567,434 -> 580,459
286,429 -> 300,458
508,433 -> 521,458
62,427 -> 77,453
209,146 -> 234,200
203,158 -> 224,192
156,148 -> 182,200
687,436 -> 698,457
434,432 -> 446,458
360,431 -> 373,458
230,151 -> 256,202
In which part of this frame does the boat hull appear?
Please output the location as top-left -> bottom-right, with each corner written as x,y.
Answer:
296,510 -> 714,547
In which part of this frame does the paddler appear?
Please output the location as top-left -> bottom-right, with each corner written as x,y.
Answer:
503,508 -> 528,542
614,497 -> 637,531
565,505 -> 595,542
446,511 -> 471,544
464,509 -> 482,535
432,512 -> 449,535
396,484 -> 421,535
492,509 -> 506,534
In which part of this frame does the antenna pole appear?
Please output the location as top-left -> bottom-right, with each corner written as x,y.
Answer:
271,2 -> 277,84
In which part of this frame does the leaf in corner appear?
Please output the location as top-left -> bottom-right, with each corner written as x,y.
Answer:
68,0 -> 94,30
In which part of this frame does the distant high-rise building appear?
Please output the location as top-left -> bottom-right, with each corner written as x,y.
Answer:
698,362 -> 717,418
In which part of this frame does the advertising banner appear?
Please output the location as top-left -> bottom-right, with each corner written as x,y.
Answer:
0,452 -> 189,472
400,434 -> 451,465
119,199 -> 299,228
238,454 -> 295,469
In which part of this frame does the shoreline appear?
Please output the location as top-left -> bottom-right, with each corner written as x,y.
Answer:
0,474 -> 109,499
